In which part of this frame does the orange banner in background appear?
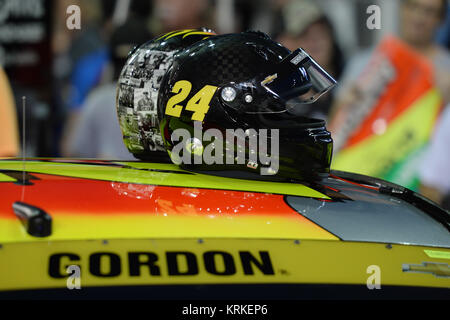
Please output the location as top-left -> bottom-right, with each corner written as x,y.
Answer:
332,36 -> 443,190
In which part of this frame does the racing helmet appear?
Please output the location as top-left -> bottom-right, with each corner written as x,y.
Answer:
116,28 -> 216,160
158,31 -> 336,180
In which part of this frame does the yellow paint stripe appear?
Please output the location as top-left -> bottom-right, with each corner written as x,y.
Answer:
0,161 -> 330,199
117,161 -> 187,172
424,250 -> 450,260
182,31 -> 214,39
155,30 -> 179,41
164,29 -> 195,40
0,213 -> 338,243
0,173 -> 15,182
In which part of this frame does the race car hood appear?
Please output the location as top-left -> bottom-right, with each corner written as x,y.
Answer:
1,158 -> 450,295
0,158 -> 448,248
0,159 -> 334,244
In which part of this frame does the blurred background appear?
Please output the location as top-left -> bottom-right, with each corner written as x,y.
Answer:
0,0 -> 449,207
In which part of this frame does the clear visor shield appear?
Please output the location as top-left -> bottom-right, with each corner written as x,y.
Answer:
261,48 -> 337,106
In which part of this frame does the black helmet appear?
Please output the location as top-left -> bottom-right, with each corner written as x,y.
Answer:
158,31 -> 336,180
116,28 -> 216,160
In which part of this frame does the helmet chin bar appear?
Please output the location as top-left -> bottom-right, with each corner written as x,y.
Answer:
179,118 -> 333,181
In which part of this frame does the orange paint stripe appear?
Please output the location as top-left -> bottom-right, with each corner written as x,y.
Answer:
1,173 -> 304,218
0,173 -> 338,242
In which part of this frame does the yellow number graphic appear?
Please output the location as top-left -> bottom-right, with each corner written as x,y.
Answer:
165,80 -> 192,117
165,81 -> 218,122
185,85 -> 217,121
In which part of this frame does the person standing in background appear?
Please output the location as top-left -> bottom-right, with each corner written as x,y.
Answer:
400,0 -> 450,103
419,104 -> 450,209
0,67 -> 19,157
59,0 -> 118,156
65,9 -> 152,160
331,0 -> 450,126
153,0 -> 214,33
276,0 -> 345,120
327,0 -> 450,192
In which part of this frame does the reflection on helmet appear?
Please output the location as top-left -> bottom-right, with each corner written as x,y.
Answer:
116,28 -> 216,160
156,31 -> 336,181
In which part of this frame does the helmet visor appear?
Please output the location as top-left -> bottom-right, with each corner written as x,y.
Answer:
261,48 -> 337,105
